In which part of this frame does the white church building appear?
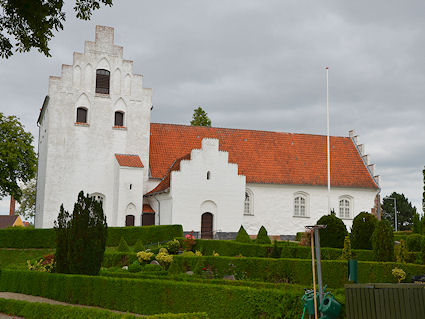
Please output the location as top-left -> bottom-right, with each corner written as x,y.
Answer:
35,26 -> 380,238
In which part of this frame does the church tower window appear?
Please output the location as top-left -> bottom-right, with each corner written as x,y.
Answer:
96,69 -> 110,94
114,111 -> 124,126
76,107 -> 88,123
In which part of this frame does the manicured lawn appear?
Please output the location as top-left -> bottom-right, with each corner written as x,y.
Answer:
0,248 -> 55,269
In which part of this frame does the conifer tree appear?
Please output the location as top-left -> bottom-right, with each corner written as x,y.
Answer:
117,237 -> 130,252
256,226 -> 271,244
235,225 -> 251,243
190,107 -> 211,127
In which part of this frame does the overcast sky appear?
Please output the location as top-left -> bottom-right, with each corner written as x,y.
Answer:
1,0 -> 424,217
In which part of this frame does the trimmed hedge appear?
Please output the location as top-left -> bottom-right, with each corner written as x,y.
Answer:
0,269 -> 308,319
169,256 -> 425,287
0,225 -> 183,248
394,234 -> 425,252
0,298 -> 208,318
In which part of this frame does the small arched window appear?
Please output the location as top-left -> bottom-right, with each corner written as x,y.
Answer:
76,107 -> 88,123
244,189 -> 254,215
339,198 -> 351,219
207,171 -> 211,180
294,192 -> 309,217
114,111 -> 124,126
96,69 -> 110,94
90,193 -> 105,208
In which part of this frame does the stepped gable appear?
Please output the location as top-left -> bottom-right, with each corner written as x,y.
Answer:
148,123 -> 378,189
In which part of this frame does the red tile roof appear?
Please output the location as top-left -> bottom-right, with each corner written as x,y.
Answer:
115,154 -> 144,168
0,215 -> 19,229
142,204 -> 155,213
148,123 -> 378,190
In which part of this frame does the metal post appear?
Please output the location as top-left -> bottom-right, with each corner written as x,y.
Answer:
326,67 -> 331,214
314,228 -> 323,306
394,198 -> 397,232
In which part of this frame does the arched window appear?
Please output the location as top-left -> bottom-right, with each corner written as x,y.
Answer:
244,189 -> 254,215
90,193 -> 104,208
339,197 -> 352,219
76,107 -> 88,123
294,192 -> 309,217
114,111 -> 124,126
96,69 -> 110,94
206,171 -> 211,180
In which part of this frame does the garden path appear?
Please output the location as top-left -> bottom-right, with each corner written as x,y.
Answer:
0,292 -> 145,317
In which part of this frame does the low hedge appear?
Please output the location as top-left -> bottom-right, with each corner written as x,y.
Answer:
394,234 -> 425,252
169,256 -> 425,287
0,269 -> 310,319
0,225 -> 183,248
0,298 -> 208,318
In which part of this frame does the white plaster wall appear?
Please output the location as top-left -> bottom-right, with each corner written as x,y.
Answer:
35,26 -> 152,228
243,183 -> 378,236
170,138 -> 246,233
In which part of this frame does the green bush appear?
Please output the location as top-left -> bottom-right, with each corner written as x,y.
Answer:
295,232 -> 304,241
0,225 -> 183,248
406,234 -> 423,252
133,239 -> 145,253
256,226 -> 271,244
372,220 -> 394,262
350,212 -> 377,250
128,261 -> 142,273
394,239 -> 409,264
117,237 -> 130,252
421,238 -> 425,264
0,269 -> 307,319
167,239 -> 181,254
55,191 -> 107,275
235,226 -> 251,243
0,298 -> 208,318
193,239 -> 271,257
270,240 -> 281,258
341,236 -> 352,260
316,214 -> 348,248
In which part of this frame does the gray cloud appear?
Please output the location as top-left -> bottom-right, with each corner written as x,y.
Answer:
0,0 -> 424,215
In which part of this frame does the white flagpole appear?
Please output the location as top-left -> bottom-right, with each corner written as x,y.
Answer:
326,67 -> 331,213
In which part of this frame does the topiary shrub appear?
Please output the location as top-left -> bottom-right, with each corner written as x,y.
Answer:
55,191 -> 107,275
235,226 -> 251,243
316,214 -> 347,248
133,239 -> 145,253
372,219 -> 394,262
394,239 -> 409,264
128,261 -> 142,273
269,240 -> 280,258
406,234 -> 423,251
341,236 -> 352,260
117,237 -> 130,252
167,239 -> 181,254
256,226 -> 271,244
350,212 -> 377,250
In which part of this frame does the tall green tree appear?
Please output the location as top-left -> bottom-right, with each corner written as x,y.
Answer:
16,179 -> 36,220
350,212 -> 378,250
0,113 -> 37,201
382,192 -> 416,231
190,107 -> 211,127
55,191 -> 107,275
0,0 -> 113,58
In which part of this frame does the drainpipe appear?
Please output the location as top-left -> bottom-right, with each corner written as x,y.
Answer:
153,195 -> 160,225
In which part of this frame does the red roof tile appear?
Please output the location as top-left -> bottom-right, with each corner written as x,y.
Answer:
142,204 -> 155,213
115,154 -> 144,168
148,123 -> 378,190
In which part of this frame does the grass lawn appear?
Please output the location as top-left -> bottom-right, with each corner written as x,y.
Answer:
0,248 -> 55,269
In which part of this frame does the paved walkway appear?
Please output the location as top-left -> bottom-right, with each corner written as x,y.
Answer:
0,292 -> 144,318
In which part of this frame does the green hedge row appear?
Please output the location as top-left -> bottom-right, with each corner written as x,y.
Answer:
394,234 -> 425,252
0,298 -> 208,318
0,269 -> 309,319
0,225 -> 183,248
169,256 -> 425,288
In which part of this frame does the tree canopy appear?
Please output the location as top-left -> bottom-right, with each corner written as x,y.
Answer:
190,107 -> 211,127
0,113 -> 37,201
382,192 -> 417,231
16,179 -> 36,220
0,0 -> 113,58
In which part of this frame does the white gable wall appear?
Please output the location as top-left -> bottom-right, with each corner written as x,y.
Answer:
170,139 -> 246,233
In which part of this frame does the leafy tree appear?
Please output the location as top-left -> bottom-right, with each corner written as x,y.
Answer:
316,214 -> 348,248
372,219 -> 394,262
190,107 -> 211,127
0,113 -> 37,201
16,179 -> 36,220
0,0 -> 113,58
54,191 -> 107,275
117,236 -> 130,252
382,192 -> 417,231
256,226 -> 271,244
350,212 -> 378,250
235,225 -> 251,243
412,212 -> 424,235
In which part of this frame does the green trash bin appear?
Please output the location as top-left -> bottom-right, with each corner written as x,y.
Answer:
319,292 -> 341,319
348,259 -> 358,283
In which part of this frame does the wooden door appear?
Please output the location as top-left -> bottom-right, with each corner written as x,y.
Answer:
125,215 -> 135,227
201,213 -> 213,239
142,213 -> 155,226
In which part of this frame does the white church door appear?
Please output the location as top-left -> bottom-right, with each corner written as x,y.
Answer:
201,213 -> 213,239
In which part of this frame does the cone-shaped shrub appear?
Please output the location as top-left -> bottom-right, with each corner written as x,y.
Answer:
350,212 -> 377,250
341,236 -> 352,260
372,219 -> 394,262
133,239 -> 145,253
256,226 -> 271,244
235,225 -> 251,243
316,214 -> 347,248
117,236 -> 130,252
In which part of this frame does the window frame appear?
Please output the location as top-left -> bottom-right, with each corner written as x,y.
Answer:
95,69 -> 110,94
244,188 -> 254,216
114,111 -> 125,127
76,107 -> 88,124
339,196 -> 353,219
293,192 -> 309,218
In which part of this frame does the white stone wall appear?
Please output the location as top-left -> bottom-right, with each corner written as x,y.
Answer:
242,183 -> 378,236
35,26 -> 152,228
170,138 -> 246,233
